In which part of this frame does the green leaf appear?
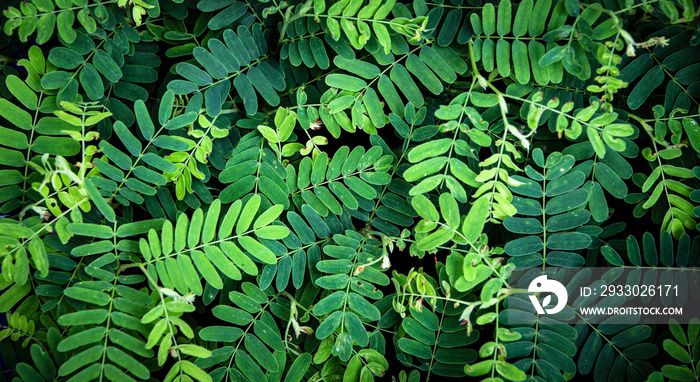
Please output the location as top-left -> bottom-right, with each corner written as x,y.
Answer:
203,246 -> 241,280
662,365 -> 696,381
539,45 -> 567,67
316,310 -> 343,339
504,217 -> 544,234
57,309 -> 108,326
546,188 -> 588,215
6,75 -> 37,110
116,219 -> 165,238
408,139 -> 453,163
504,236 -> 543,256
245,334 -> 279,372
57,326 -> 106,352
93,49 -> 122,83
587,181 -> 608,222
328,95 -> 355,114
27,237 -> 49,277
113,121 -> 142,157
565,0 -> 579,15
194,47 -> 228,79
347,293 -> 380,321
628,66 -> 664,110
496,361 -> 527,381
497,0 -> 512,36
48,47 -> 82,70
420,46 -> 457,83
284,353 -> 312,382
57,345 -> 101,376
345,312 -> 369,346
67,223 -> 115,239
391,64 -> 423,107
236,194 -> 261,234
134,100 -> 155,140
238,236 -> 277,264
344,177 -> 376,199
463,196 -> 489,242
663,339 -> 691,363
682,118 -> 700,153
439,193 -> 459,228
229,291 -> 262,313
181,360 -> 212,382
411,194 -> 439,221
417,228 -> 454,251
0,283 -> 31,312
56,10 -> 76,43
404,157 -> 448,182
406,54 -> 443,95
0,99 -> 32,130
76,8 -> 96,33
316,274 -> 350,289
35,14 -> 55,44
482,3 -> 496,35
410,174 -> 444,196
63,286 -> 111,306
600,245 -> 624,266
215,307 -> 254,328
178,344 -> 212,358
248,66 -> 279,107
106,346 -> 150,379
547,232 -> 591,250
513,0 -> 533,37
234,73 -> 258,115
398,338 -> 432,359
595,163 -> 627,198
470,92 -> 499,107
199,326 -> 243,342
191,250 -> 223,289
326,74 -> 366,92
0,126 -> 28,151
79,63 -> 104,100
209,2 -> 247,30
402,318 -> 436,345
175,62 -> 212,86
546,210 -> 590,232
313,291 -> 345,316
168,80 -> 198,95
670,319 -> 689,345
546,171 -> 585,197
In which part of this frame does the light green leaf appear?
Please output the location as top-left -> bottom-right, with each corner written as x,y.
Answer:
238,236 -> 277,264
417,228 -> 454,251
463,196 -> 489,242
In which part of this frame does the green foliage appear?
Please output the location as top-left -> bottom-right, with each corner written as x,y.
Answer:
504,148 -> 594,268
0,0 -> 699,380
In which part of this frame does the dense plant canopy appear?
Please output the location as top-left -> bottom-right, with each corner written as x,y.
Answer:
0,0 -> 699,380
